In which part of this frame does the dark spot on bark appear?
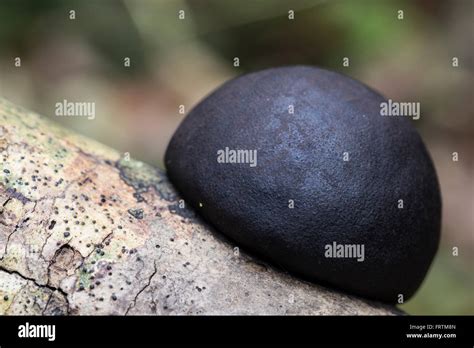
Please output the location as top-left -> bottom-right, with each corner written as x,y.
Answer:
167,202 -> 195,219
5,187 -> 30,204
128,208 -> 144,219
115,158 -> 176,202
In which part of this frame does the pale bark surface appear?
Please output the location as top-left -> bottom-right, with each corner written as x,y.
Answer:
0,98 -> 399,315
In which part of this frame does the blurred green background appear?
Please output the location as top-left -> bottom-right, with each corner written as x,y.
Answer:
0,0 -> 472,314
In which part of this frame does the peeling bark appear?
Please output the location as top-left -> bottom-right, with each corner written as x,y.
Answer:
0,98 -> 400,315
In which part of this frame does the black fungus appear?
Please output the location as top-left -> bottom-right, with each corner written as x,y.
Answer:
164,66 -> 442,303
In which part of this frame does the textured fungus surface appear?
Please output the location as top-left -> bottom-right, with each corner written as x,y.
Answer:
165,66 -> 442,303
0,97 -> 400,315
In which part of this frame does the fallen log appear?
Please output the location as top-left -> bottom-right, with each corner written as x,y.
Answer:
0,98 -> 399,315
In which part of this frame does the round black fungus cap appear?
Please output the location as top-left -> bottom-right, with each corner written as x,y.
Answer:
165,66 -> 441,303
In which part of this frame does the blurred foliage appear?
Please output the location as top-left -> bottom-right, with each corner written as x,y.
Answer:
402,249 -> 474,315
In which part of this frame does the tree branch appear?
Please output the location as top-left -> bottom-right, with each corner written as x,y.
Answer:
0,98 -> 399,315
